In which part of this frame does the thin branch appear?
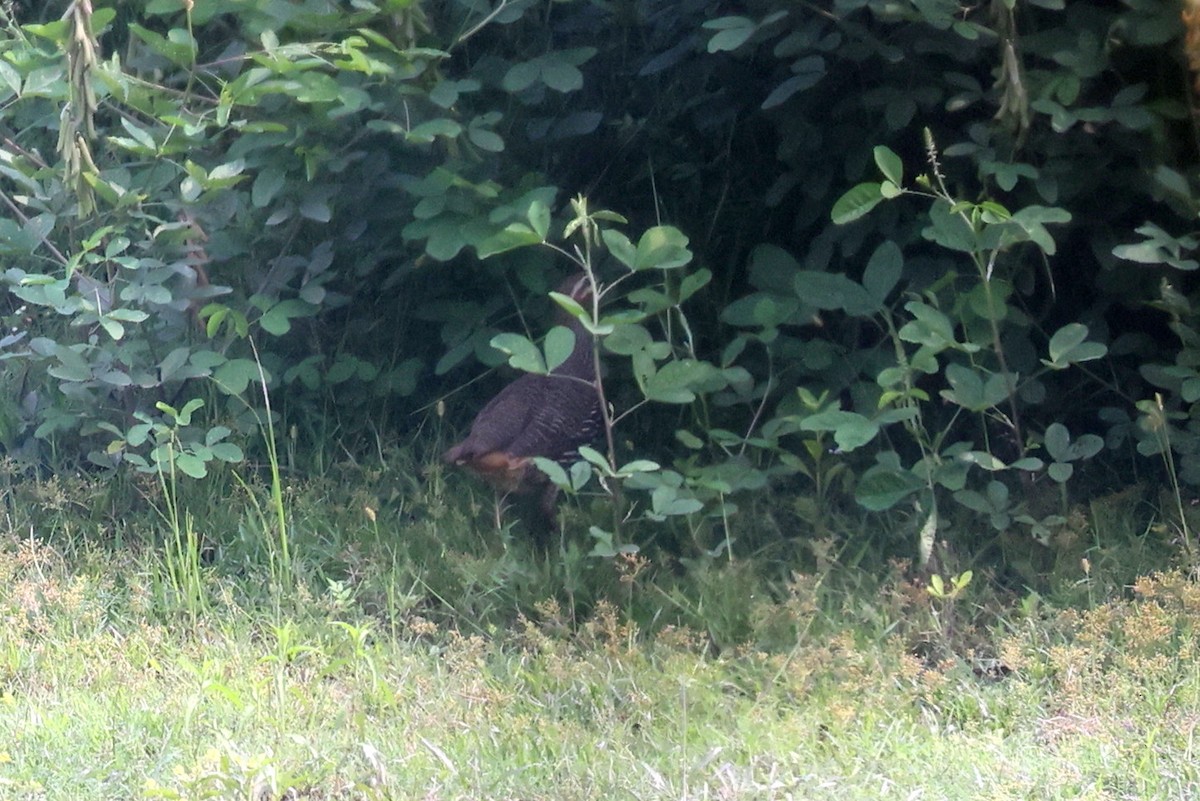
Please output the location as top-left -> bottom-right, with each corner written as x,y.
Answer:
454,0 -> 509,47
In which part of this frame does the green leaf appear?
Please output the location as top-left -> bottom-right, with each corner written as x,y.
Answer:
761,56 -> 825,109
1114,241 -> 1178,266
543,326 -> 576,372
476,223 -> 541,259
468,125 -> 505,153
1047,322 -> 1085,362
1045,323 -> 1107,368
618,459 -> 661,473
491,332 -> 547,374
550,293 -> 610,335
502,60 -> 540,92
602,229 -> 637,269
898,301 -> 957,350
604,323 -> 653,355
213,359 -> 263,395
99,318 -> 126,340
792,271 -> 878,316
105,308 -> 149,323
527,200 -> 551,240
424,223 -> 468,261
129,23 -> 195,67
96,369 -> 132,386
941,363 -> 984,410
204,425 -> 232,446
799,410 -> 880,451
176,397 -> 204,426
252,167 -> 286,208
922,201 -> 977,253
1044,422 -> 1071,462
158,347 -> 192,382
652,485 -> 704,516
540,59 -> 584,93
748,244 -> 800,292
862,241 -> 902,304
856,464 -> 923,511
532,457 -> 569,487
873,146 -> 903,185
831,183 -> 884,224
1112,223 -> 1199,271
635,226 -> 692,271
259,299 -> 315,336
941,365 -> 1011,411
569,460 -> 592,492
408,118 -> 462,143
210,442 -> 244,463
1047,462 -> 1073,483
326,356 -> 359,384
960,451 -> 1007,471
720,293 -> 800,330
577,446 -> 612,474
705,16 -> 756,53
174,452 -> 208,479
644,359 -> 717,404
1073,434 -> 1104,461
965,280 -> 1011,322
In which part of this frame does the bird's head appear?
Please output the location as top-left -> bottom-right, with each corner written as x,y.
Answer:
555,272 -> 594,305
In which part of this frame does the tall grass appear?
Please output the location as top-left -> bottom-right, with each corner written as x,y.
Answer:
0,455 -> 1192,798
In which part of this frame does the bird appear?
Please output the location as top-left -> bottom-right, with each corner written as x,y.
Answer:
443,273 -> 603,536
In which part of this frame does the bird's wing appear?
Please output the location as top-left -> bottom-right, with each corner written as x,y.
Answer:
444,373 -> 546,462
505,374 -> 601,461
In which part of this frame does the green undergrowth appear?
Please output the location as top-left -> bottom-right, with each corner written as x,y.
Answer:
0,454 -> 1195,799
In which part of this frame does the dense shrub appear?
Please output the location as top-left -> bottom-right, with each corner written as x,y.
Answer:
0,1 -> 1195,569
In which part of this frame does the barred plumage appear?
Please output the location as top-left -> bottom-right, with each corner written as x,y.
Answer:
444,274 -> 602,531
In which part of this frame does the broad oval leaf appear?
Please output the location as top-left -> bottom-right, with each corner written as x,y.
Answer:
652,485 -> 704,516
635,226 -> 692,271
259,299 -> 315,336
831,183 -> 884,224
476,223 -> 541,259
761,56 -> 825,109
213,358 -> 264,395
1047,462 -> 1073,483
502,60 -> 540,93
604,323 -> 653,355
543,326 -> 576,372
174,453 -> 208,479
873,145 -> 903,186
942,363 -> 985,410
1044,422 -> 1071,462
799,410 -> 880,451
898,301 -> 956,350
527,199 -> 551,240
855,464 -> 924,511
490,332 -> 547,374
863,240 -> 902,304
644,359 -> 717,404
705,16 -> 756,53
1046,322 -> 1106,368
602,229 -> 637,269
540,59 -> 584,93
792,270 -> 878,316
532,456 -> 569,487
